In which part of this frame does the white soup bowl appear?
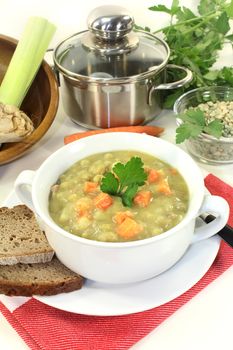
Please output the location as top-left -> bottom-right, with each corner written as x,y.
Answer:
14,133 -> 229,284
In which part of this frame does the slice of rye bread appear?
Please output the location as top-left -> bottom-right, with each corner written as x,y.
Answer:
0,257 -> 84,296
0,205 -> 54,265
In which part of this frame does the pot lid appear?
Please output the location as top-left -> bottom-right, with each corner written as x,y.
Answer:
54,6 -> 170,81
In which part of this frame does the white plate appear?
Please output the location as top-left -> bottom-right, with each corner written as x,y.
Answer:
4,191 -> 221,316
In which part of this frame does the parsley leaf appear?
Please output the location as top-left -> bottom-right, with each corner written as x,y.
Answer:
226,0 -> 233,18
122,184 -> 139,207
149,0 -> 179,15
100,172 -> 119,195
100,157 -> 147,207
204,120 -> 223,138
176,109 -> 223,143
176,123 -> 203,143
181,109 -> 205,126
215,12 -> 230,34
171,0 -> 180,15
113,157 -> 147,190
226,34 -> 233,41
198,0 -> 217,15
176,7 -> 196,21
149,5 -> 172,14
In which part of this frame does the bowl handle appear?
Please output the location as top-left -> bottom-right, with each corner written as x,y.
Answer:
14,170 -> 36,211
192,195 -> 229,243
147,64 -> 193,106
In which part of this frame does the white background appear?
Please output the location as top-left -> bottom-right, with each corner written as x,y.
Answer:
0,1 -> 233,349
0,0 -> 194,43
0,0 -> 231,67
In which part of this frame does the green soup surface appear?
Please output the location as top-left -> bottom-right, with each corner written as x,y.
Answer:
49,151 -> 189,242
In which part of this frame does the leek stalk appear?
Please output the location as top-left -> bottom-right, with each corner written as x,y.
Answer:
0,17 -> 56,107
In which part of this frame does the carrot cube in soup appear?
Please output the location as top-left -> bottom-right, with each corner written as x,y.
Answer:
148,169 -> 160,183
157,178 -> 172,195
116,217 -> 143,239
84,181 -> 98,193
133,191 -> 152,208
113,211 -> 133,224
94,192 -> 113,210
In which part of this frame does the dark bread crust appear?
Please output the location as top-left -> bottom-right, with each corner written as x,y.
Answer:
0,257 -> 84,296
0,277 -> 83,296
0,205 -> 33,217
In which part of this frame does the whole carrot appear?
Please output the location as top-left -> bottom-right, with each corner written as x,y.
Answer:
64,125 -> 164,145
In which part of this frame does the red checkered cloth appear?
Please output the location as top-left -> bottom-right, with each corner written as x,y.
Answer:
0,174 -> 233,350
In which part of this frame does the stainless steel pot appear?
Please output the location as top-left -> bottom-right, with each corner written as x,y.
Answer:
54,6 -> 193,128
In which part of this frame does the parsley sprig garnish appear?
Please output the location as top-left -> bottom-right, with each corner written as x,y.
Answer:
100,157 -> 147,207
176,108 -> 223,143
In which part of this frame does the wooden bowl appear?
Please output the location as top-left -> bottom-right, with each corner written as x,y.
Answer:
0,34 -> 59,165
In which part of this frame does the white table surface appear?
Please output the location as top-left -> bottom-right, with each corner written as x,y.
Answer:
0,1 -> 233,349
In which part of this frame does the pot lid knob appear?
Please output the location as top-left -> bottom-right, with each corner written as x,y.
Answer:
87,5 -> 134,40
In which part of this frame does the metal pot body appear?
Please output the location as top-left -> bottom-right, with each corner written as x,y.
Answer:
59,63 -> 192,128
60,73 -> 162,128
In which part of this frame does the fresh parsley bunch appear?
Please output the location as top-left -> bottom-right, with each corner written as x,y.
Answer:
136,0 -> 233,107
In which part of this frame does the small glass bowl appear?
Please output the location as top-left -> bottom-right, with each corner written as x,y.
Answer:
173,86 -> 233,165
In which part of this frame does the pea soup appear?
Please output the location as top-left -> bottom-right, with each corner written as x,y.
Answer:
49,151 -> 189,242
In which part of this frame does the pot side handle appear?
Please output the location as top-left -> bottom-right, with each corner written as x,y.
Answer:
147,64 -> 193,106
